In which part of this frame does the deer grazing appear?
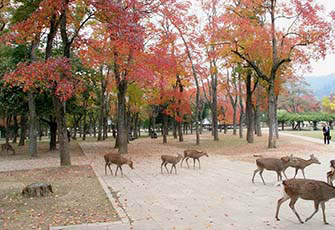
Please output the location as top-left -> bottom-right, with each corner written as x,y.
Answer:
180,149 -> 208,169
1,143 -> 15,155
104,153 -> 134,176
252,156 -> 292,185
161,154 -> 183,174
326,160 -> 335,185
275,179 -> 335,224
284,154 -> 321,179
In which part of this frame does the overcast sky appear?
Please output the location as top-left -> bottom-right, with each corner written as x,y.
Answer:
306,0 -> 335,77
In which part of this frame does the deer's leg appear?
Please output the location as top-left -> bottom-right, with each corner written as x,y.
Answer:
120,166 -> 123,176
282,170 -> 288,179
320,201 -> 329,225
164,163 -> 169,173
185,157 -> 190,168
259,169 -> 266,185
173,164 -> 177,174
197,158 -> 201,169
276,172 -> 282,181
252,168 -> 261,184
115,165 -> 119,176
180,156 -> 185,167
193,158 -> 196,168
294,168 -> 298,179
289,197 -> 304,224
170,164 -> 174,174
105,162 -> 108,175
161,161 -> 165,174
275,193 -> 290,221
301,169 -> 306,179
305,200 -> 320,223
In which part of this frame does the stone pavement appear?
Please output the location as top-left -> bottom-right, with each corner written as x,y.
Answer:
50,135 -> 335,230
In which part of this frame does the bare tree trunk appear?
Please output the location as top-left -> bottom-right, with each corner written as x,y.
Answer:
238,74 -> 244,139
117,80 -> 128,154
268,82 -> 276,148
28,93 -> 38,157
19,115 -> 27,146
53,96 -> 70,165
98,71 -> 106,141
173,119 -> 177,139
12,116 -> 19,144
246,73 -> 254,143
163,113 -> 168,144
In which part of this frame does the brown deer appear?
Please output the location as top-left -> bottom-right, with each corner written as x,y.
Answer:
275,179 -> 335,224
104,153 -> 134,176
252,156 -> 292,185
284,154 -> 321,179
181,150 -> 208,169
1,143 -> 15,155
326,160 -> 335,185
161,154 -> 183,174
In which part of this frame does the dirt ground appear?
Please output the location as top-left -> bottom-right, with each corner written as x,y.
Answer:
0,131 -> 330,230
0,141 -> 120,230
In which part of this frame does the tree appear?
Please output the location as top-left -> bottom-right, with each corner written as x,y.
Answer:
223,0 -> 334,148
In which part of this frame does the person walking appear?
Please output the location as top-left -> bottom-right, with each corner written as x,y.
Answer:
323,124 -> 331,144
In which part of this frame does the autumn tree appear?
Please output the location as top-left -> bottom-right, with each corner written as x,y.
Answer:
223,0 -> 335,148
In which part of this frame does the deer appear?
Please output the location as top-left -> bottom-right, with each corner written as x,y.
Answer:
1,143 -> 15,155
252,155 -> 292,185
181,149 -> 208,169
275,178 -> 335,224
161,154 -> 183,174
104,153 -> 134,176
326,160 -> 335,185
283,154 -> 321,179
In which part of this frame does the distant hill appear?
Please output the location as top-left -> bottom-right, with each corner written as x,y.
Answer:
304,74 -> 335,100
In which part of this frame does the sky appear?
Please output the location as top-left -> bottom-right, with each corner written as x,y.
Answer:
306,0 -> 335,77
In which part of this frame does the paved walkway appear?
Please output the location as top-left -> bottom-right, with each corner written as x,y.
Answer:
50,135 -> 335,230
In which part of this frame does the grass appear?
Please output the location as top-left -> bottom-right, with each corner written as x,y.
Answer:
281,130 -> 324,140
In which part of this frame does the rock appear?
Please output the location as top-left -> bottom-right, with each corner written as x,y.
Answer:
22,182 -> 53,197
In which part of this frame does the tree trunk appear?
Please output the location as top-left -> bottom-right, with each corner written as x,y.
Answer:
117,80 -> 128,154
212,65 -> 219,141
275,95 -> 279,139
178,121 -> 183,142
246,73 -> 254,143
49,119 -> 57,151
28,93 -> 38,157
98,74 -> 106,141
238,74 -> 244,139
254,89 -> 262,136
19,115 -> 27,146
163,113 -> 168,144
173,119 -> 177,139
267,82 -> 276,148
53,96 -> 70,165
82,111 -> 87,141
232,105 -> 237,135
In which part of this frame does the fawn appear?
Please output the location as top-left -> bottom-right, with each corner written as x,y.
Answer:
283,154 -> 320,179
104,153 -> 134,176
181,149 -> 208,169
161,154 -> 183,174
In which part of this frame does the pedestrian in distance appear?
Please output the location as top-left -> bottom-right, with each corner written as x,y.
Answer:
323,124 -> 331,144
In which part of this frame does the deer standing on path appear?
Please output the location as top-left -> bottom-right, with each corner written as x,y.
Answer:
181,149 -> 208,169
283,154 -> 321,179
252,156 -> 292,185
275,179 -> 335,224
104,153 -> 134,176
161,154 -> 183,174
326,160 -> 335,185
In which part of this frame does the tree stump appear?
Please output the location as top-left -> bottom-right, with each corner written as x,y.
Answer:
22,182 -> 53,197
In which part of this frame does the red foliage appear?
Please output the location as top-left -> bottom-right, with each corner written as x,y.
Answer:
4,58 -> 81,101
